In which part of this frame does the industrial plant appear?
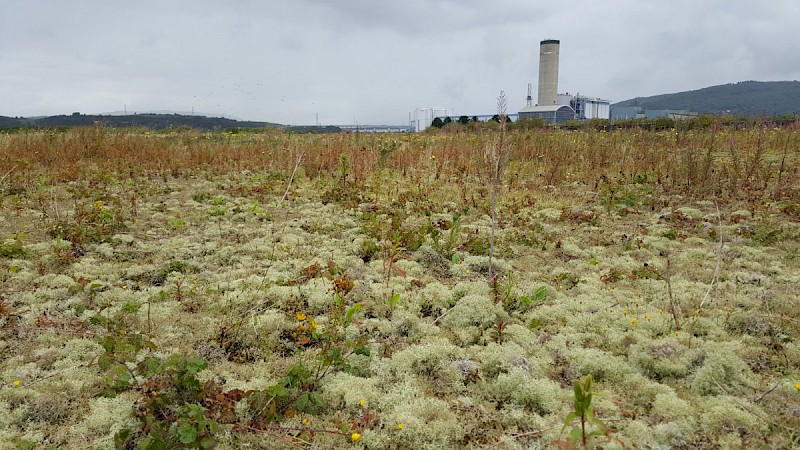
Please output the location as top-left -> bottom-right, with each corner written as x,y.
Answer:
412,38 -> 611,130
518,39 -> 610,124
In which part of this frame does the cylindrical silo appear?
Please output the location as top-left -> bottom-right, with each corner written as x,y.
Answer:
537,39 -> 560,106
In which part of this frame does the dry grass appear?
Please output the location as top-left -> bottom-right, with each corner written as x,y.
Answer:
1,123 -> 799,449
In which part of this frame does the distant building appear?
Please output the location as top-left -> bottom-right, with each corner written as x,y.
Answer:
610,106 -> 642,120
610,106 -> 698,121
518,105 -> 575,124
572,95 -> 611,120
517,39 -> 611,124
410,107 -> 452,132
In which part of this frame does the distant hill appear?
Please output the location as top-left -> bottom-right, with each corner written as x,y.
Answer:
613,81 -> 800,116
0,113 -> 282,131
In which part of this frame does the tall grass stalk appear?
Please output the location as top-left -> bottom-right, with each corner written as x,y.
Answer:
488,91 -> 509,280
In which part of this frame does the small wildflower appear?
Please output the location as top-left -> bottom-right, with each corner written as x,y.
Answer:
631,318 -> 637,324
645,315 -> 652,321
658,308 -> 664,314
12,380 -> 21,387
674,331 -> 680,336
351,432 -> 361,442
296,312 -> 307,321
301,418 -> 308,425
397,423 -> 404,430
559,285 -> 564,290
359,399 -> 365,407
623,310 -> 629,316
430,154 -> 436,160
795,383 -> 800,392
310,319 -> 318,330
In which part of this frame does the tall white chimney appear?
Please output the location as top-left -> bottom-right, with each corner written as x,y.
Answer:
538,39 -> 560,106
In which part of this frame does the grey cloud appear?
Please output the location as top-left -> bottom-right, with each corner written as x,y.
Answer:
1,0 -> 798,123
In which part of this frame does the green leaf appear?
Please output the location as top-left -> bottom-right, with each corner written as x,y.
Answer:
137,436 -> 153,450
15,439 -> 37,450
177,424 -> 198,444
345,303 -> 362,324
267,384 -> 288,397
114,429 -> 131,448
390,293 -> 401,307
295,393 -> 309,410
583,393 -> 592,410
354,345 -> 371,356
568,426 -> 583,443
561,412 -> 579,432
200,436 -> 216,449
98,354 -> 113,370
310,393 -> 325,407
532,285 -> 548,302
138,434 -> 166,450
591,417 -> 609,432
573,383 -> 583,412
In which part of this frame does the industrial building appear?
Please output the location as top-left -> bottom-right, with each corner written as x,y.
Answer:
411,39 -> 611,129
610,106 -> 698,121
410,107 -> 452,132
518,39 -> 611,124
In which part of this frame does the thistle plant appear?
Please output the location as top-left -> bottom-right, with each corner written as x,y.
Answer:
487,90 -> 509,279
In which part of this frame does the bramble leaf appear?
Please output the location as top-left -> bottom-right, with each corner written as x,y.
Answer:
177,423 -> 198,444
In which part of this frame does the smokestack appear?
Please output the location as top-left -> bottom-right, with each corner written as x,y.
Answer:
538,39 -> 560,106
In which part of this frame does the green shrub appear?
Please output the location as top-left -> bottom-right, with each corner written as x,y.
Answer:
0,232 -> 26,258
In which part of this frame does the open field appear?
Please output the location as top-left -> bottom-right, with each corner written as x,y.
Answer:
1,124 -> 799,449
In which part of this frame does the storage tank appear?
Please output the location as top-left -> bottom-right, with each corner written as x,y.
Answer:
537,39 -> 560,106
557,93 -> 573,106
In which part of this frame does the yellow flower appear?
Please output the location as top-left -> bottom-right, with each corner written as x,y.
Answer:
301,418 -> 308,425
658,308 -> 664,314
674,331 -> 680,336
623,310 -> 629,316
795,383 -> 800,392
430,154 -> 436,160
631,318 -> 637,324
645,315 -> 652,321
12,380 -> 21,387
296,312 -> 307,321
397,423 -> 404,430
359,399 -> 365,407
310,319 -> 318,330
351,432 -> 361,442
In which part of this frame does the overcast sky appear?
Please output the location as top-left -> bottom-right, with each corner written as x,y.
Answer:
2,0 -> 798,125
